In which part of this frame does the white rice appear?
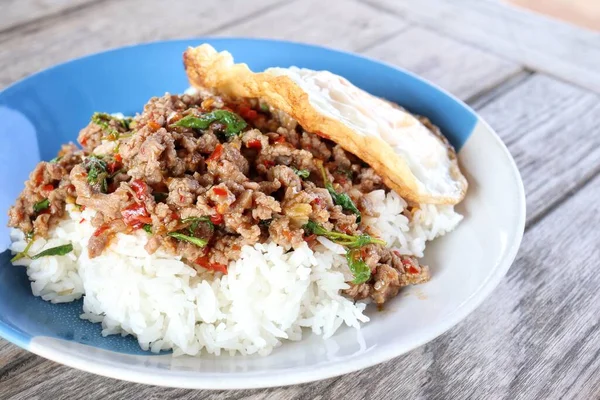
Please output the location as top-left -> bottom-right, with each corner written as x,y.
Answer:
9,191 -> 461,356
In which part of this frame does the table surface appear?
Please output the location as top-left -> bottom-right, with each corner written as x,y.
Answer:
1,0 -> 600,398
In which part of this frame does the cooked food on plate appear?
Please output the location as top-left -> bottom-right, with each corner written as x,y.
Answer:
7,44 -> 467,356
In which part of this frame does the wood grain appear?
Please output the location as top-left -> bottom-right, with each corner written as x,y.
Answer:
213,0 -> 408,52
360,0 -> 600,93
0,0 -> 290,88
363,26 -> 522,100
475,73 -> 600,225
0,0 -> 97,33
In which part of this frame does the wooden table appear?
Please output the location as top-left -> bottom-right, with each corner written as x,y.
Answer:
1,0 -> 599,398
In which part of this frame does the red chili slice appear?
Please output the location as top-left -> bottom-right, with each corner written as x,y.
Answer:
407,266 -> 420,274
273,136 -> 286,144
247,139 -> 262,150
121,203 -> 152,229
107,161 -> 120,174
194,256 -> 228,274
147,120 -> 161,132
130,179 -> 149,202
207,144 -> 223,162
114,153 -> 122,163
304,234 -> 317,242
212,187 -> 228,196
238,105 -> 258,121
42,184 -> 54,192
360,247 -> 368,260
210,213 -> 224,225
34,169 -> 44,185
93,225 -> 109,237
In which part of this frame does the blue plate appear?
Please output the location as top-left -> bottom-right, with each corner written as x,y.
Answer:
0,38 -> 524,389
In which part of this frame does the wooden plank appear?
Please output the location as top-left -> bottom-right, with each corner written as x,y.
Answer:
0,0 -> 97,33
0,0 -> 290,88
359,0 -> 600,93
475,73 -> 600,225
213,0 -> 408,52
3,160 -> 600,399
362,26 -> 522,100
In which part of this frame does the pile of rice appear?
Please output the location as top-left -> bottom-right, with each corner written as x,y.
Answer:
9,190 -> 461,356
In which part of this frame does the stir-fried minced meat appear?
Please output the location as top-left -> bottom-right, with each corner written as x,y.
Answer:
7,92 -> 436,304
8,144 -> 82,236
343,249 -> 430,304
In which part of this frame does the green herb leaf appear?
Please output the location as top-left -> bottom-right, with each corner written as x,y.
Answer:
31,243 -> 73,260
180,216 -> 214,234
346,249 -> 371,284
83,156 -> 108,193
10,239 -> 34,262
143,224 -> 152,233
317,161 -> 361,223
120,117 -> 133,130
336,167 -> 353,180
332,192 -> 361,222
259,103 -> 269,112
33,198 -> 50,213
91,112 -> 132,140
49,156 -> 62,164
167,232 -> 208,247
302,220 -> 385,248
292,167 -> 310,179
173,110 -> 247,137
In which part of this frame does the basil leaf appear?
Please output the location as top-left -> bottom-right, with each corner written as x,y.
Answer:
302,221 -> 385,248
292,167 -> 310,179
83,156 -> 108,193
91,112 -> 133,141
173,110 -> 247,137
331,192 -> 361,223
10,239 -> 34,262
167,232 -> 208,247
143,224 -> 152,233
180,216 -> 214,234
318,161 -> 361,223
33,198 -> 50,213
336,168 -> 353,180
120,117 -> 133,130
346,249 -> 371,284
31,243 -> 73,260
